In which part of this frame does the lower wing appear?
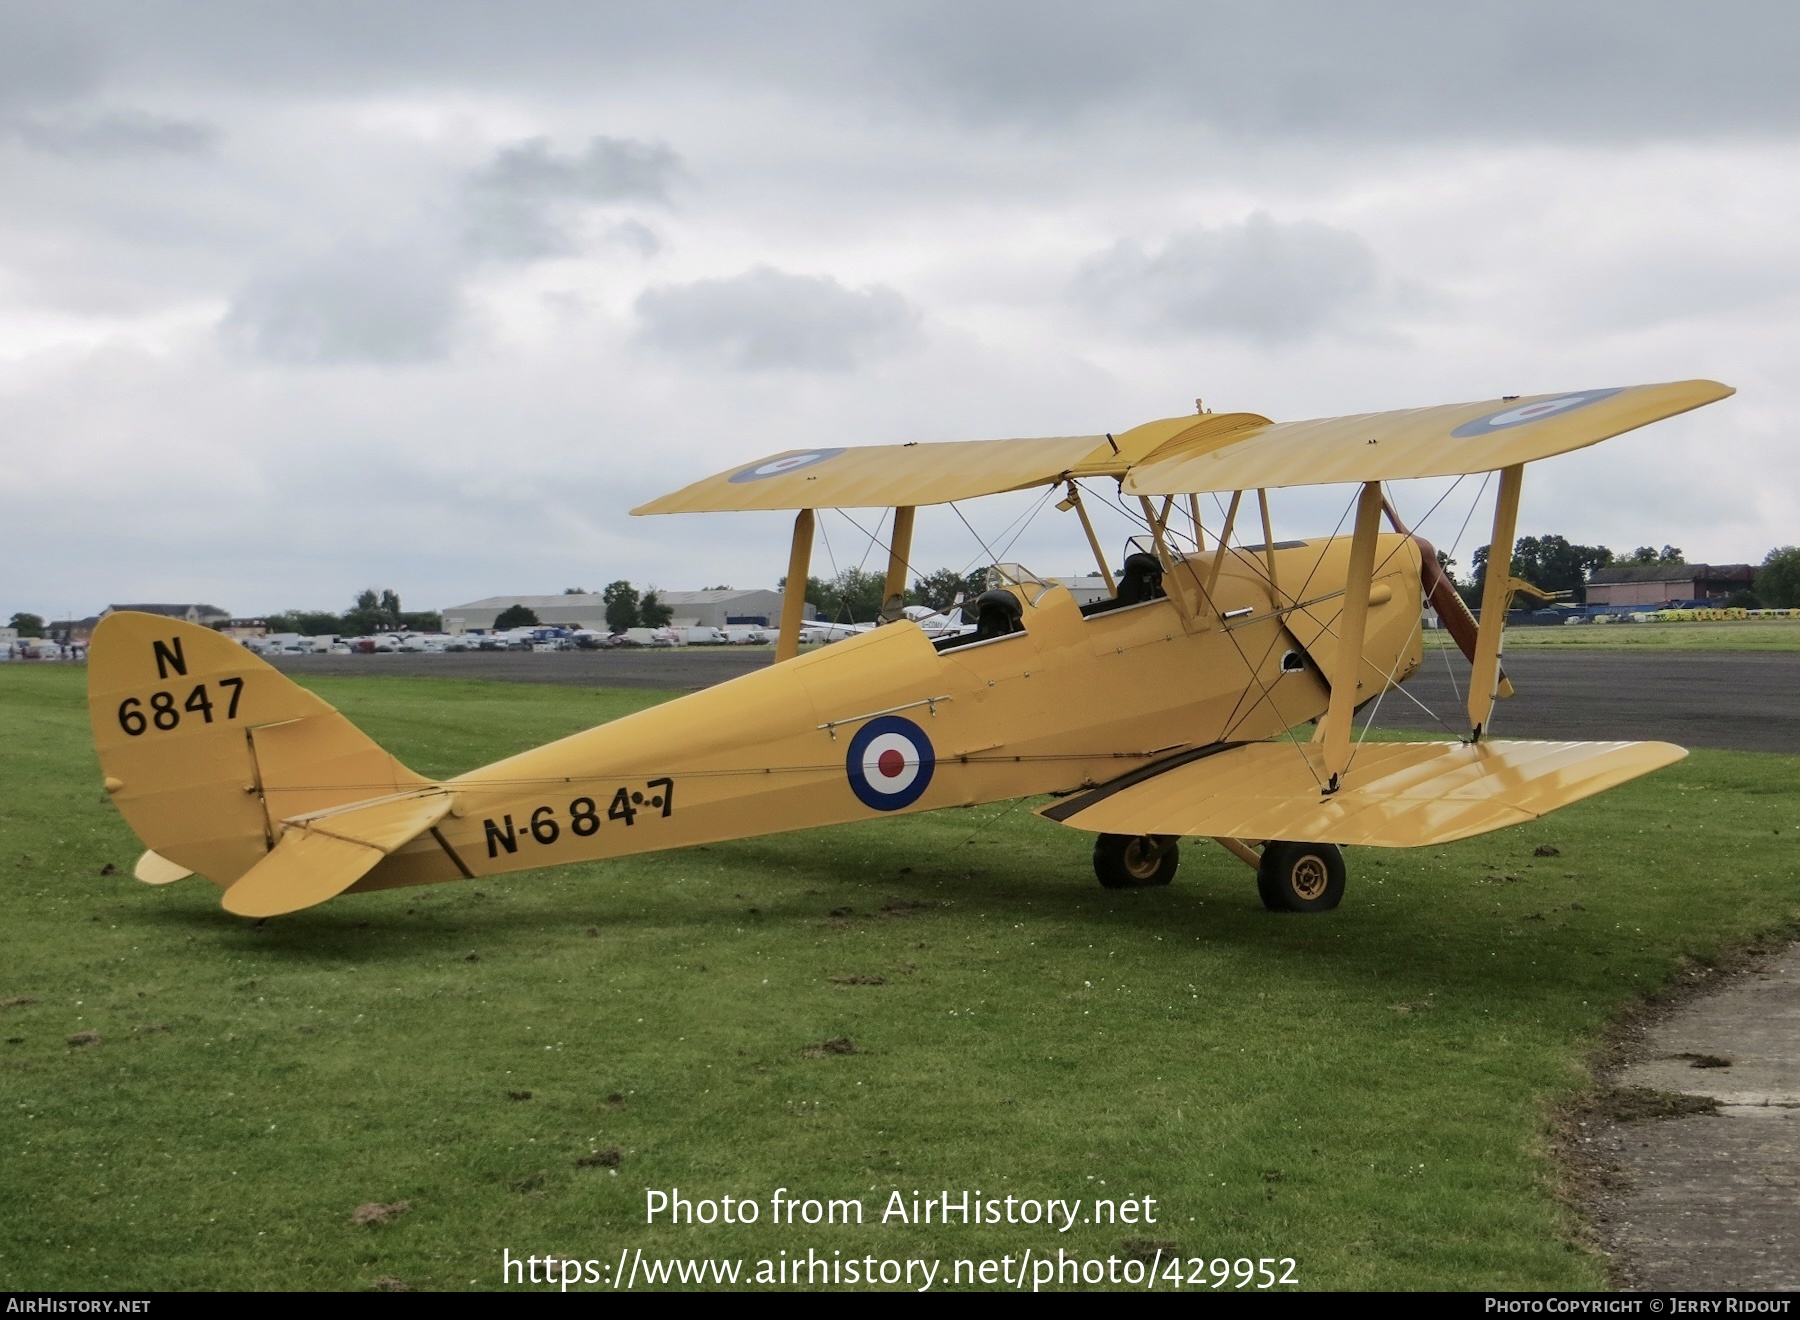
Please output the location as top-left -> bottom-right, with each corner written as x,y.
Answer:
1039,739 -> 1685,848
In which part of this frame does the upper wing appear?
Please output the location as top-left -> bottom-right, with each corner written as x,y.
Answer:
631,379 -> 1730,512
630,413 -> 1270,513
1124,380 -> 1732,496
1040,739 -> 1686,848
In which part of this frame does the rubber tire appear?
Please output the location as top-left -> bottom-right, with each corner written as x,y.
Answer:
1093,834 -> 1180,889
1256,840 -> 1346,912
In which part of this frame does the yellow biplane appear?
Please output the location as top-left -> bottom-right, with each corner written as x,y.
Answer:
90,379 -> 1731,918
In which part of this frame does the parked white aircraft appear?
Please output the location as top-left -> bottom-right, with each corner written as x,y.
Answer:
803,602 -> 969,645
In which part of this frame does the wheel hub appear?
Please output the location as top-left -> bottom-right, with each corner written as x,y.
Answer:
1290,854 -> 1328,900
1122,838 -> 1162,880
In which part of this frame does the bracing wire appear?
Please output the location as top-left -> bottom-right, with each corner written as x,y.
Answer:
949,501 -> 1005,576
991,484 -> 1060,566
1216,472 -> 1480,770
835,507 -> 923,597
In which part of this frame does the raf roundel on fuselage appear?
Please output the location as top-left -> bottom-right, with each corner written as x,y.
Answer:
846,715 -> 936,811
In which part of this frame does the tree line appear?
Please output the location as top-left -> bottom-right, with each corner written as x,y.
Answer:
1452,540 -> 1800,608
771,566 -> 990,625
11,543 -> 1794,643
263,589 -> 441,636
491,583 -> 675,632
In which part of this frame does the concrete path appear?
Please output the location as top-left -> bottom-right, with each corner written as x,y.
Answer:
1374,650 -> 1800,754
1586,945 -> 1800,1290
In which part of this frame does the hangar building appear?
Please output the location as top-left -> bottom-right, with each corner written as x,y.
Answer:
1584,563 -> 1755,607
442,589 -> 800,634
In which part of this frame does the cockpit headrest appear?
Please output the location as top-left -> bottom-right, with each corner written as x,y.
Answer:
971,589 -> 1024,639
1117,553 -> 1167,605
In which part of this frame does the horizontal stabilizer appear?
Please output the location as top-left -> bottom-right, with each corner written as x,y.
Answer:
133,850 -> 193,885
222,791 -> 453,918
1041,739 -> 1687,848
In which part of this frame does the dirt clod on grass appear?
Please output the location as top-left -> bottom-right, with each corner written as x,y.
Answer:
576,1148 -> 622,1168
585,927 -> 599,938
829,975 -> 887,986
67,1030 -> 100,1046
507,1089 -> 532,1101
1680,1053 -> 1733,1069
99,862 -> 116,875
1534,844 -> 1562,857
1120,1238 -> 1178,1262
350,1201 -> 411,1225
464,953 -> 481,962
372,1276 -> 409,1292
604,1092 -> 625,1108
1592,1086 -> 1720,1123
803,1037 -> 857,1057
1,995 -> 37,1008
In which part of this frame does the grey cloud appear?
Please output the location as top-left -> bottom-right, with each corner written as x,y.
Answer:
875,1 -> 1800,139
464,135 -> 679,260
0,9 -> 99,113
21,2 -> 1800,143
608,219 -> 661,257
221,245 -> 463,365
473,135 -> 678,202
1072,213 -> 1385,343
10,110 -> 215,156
635,266 -> 921,370
1567,256 -> 1800,333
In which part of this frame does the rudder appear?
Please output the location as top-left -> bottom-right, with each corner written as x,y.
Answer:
89,612 -> 429,886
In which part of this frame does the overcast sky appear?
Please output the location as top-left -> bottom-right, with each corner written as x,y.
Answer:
3,1 -> 1796,621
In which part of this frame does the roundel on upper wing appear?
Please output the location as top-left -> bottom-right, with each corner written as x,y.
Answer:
1450,389 -> 1624,438
845,715 -> 936,812
727,448 -> 847,484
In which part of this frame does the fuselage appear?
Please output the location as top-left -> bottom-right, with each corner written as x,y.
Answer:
349,533 -> 1424,895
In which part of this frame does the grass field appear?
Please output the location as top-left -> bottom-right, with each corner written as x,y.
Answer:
1423,620 -> 1800,650
1,666 -> 1795,1292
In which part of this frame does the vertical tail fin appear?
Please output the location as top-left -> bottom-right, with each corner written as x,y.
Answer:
88,612 -> 430,887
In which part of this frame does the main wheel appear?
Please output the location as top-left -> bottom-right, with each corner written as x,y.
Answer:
1256,841 -> 1346,912
1093,834 -> 1179,889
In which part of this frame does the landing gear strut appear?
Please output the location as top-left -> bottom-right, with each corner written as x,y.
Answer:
1256,840 -> 1346,912
1093,833 -> 1180,889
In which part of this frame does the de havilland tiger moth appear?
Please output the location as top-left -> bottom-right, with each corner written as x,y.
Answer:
88,379 -> 1733,919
